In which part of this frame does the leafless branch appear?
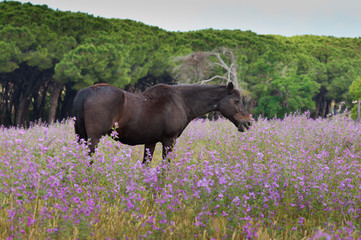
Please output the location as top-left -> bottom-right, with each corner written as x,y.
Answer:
210,52 -> 230,72
198,75 -> 229,84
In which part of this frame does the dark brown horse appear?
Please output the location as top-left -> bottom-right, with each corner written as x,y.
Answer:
73,82 -> 251,164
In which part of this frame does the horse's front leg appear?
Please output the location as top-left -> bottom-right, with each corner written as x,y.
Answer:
142,143 -> 156,164
162,139 -> 176,163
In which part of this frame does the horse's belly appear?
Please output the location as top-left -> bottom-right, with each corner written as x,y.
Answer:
116,119 -> 185,146
118,135 -> 159,146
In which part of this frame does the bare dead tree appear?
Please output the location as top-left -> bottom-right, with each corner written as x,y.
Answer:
173,51 -> 213,83
173,48 -> 240,90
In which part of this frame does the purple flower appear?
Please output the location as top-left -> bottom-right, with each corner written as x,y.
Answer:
298,217 -> 304,225
312,231 -> 332,240
73,197 -> 80,204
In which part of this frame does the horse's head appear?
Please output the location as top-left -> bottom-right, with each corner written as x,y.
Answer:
218,82 -> 251,132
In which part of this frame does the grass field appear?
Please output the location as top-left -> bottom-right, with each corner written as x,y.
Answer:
1,113 -> 361,239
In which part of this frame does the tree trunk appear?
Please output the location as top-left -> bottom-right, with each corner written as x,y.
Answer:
357,100 -> 360,123
14,65 -> 42,126
32,84 -> 46,121
60,83 -> 77,120
0,81 -> 9,125
48,81 -> 63,124
15,88 -> 32,126
312,87 -> 328,118
321,100 -> 331,118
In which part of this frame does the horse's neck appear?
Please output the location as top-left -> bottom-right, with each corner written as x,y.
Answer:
180,85 -> 225,119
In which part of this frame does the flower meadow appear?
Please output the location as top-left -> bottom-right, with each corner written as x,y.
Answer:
1,113 -> 361,239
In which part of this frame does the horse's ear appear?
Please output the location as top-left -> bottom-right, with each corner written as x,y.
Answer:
226,82 -> 234,94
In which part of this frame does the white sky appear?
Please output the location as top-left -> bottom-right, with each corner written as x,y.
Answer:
10,0 -> 361,38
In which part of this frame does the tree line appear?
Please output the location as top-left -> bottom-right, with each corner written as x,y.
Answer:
1,1 -> 361,126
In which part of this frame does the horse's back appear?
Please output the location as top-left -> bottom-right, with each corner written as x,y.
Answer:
141,84 -> 186,117
80,84 -> 125,113
142,84 -> 174,99
142,85 -> 189,137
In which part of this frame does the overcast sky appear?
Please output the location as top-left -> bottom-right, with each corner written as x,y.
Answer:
11,0 -> 361,38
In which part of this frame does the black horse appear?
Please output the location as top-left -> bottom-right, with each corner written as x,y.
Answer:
73,82 -> 251,164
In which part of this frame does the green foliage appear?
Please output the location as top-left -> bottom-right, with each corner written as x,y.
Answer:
254,72 -> 319,118
0,24 -> 74,71
54,43 -> 131,90
351,105 -> 358,120
0,25 -> 35,51
350,77 -> 361,100
0,40 -> 20,72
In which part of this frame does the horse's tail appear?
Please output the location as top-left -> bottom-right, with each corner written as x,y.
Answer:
73,88 -> 89,143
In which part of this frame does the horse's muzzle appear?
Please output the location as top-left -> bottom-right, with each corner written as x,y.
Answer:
238,121 -> 251,132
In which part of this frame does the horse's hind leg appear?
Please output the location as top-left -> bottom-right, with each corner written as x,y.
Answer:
86,125 -> 111,164
162,138 -> 176,163
89,137 -> 100,154
83,136 -> 100,165
142,143 -> 156,164
84,111 -> 114,159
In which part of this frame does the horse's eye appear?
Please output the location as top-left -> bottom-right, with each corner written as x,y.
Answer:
234,99 -> 240,104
